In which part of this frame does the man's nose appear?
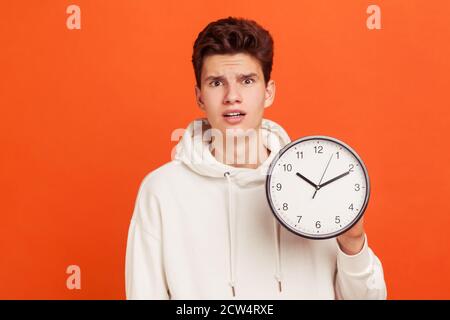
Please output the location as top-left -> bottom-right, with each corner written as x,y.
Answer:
223,83 -> 242,104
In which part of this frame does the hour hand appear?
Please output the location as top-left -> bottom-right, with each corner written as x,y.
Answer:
296,172 -> 318,189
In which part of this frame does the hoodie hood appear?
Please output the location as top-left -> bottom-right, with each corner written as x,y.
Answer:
173,117 -> 291,297
174,117 -> 291,187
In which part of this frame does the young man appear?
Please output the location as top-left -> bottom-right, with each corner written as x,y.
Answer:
125,16 -> 387,299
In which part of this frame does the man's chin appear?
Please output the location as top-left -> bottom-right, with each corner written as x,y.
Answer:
207,117 -> 263,137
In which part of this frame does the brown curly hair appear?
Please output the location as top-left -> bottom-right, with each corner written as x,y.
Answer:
192,16 -> 274,89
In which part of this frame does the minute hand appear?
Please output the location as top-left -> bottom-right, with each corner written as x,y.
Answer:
318,171 -> 350,189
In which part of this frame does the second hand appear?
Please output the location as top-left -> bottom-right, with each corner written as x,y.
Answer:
312,153 -> 333,199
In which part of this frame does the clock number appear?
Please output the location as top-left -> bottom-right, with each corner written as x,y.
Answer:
336,151 -> 340,159
297,216 -> 302,223
296,151 -> 303,159
335,216 -> 341,224
349,164 -> 354,172
283,164 -> 292,172
354,183 -> 360,191
276,183 -> 282,191
283,203 -> 288,211
315,221 -> 321,229
349,203 -> 354,210
314,146 -> 323,154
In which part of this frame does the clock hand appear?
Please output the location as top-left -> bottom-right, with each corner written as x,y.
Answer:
295,172 -> 319,189
318,170 -> 350,189
312,153 -> 334,199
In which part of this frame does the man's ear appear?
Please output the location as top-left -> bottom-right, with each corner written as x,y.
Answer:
195,85 -> 205,111
264,79 -> 276,109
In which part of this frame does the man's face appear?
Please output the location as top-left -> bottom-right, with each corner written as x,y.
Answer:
195,53 -> 275,136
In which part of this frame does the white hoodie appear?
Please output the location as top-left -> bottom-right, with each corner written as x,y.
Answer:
125,118 -> 387,300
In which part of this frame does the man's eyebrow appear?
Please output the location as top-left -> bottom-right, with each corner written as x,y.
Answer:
239,72 -> 259,79
203,73 -> 259,82
204,75 -> 226,82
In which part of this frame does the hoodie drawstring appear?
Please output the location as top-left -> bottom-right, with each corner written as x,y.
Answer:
224,171 -> 236,297
224,171 -> 283,297
273,219 -> 283,292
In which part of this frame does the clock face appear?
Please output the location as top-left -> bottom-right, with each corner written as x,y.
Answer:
266,136 -> 370,240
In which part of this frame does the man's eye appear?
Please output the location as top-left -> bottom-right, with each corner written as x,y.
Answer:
210,80 -> 222,87
243,78 -> 255,85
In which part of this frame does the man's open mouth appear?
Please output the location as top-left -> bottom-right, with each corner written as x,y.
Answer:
223,110 -> 246,118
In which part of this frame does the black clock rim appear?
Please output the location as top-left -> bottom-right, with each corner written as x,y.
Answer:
265,135 -> 370,240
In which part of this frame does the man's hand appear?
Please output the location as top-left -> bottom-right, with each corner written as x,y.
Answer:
336,217 -> 365,255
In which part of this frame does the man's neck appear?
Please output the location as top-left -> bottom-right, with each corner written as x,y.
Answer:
210,128 -> 270,169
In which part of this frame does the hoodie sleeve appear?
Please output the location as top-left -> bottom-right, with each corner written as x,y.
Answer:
125,177 -> 170,300
334,234 -> 387,300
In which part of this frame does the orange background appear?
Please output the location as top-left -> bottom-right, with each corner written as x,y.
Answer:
1,0 -> 449,299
